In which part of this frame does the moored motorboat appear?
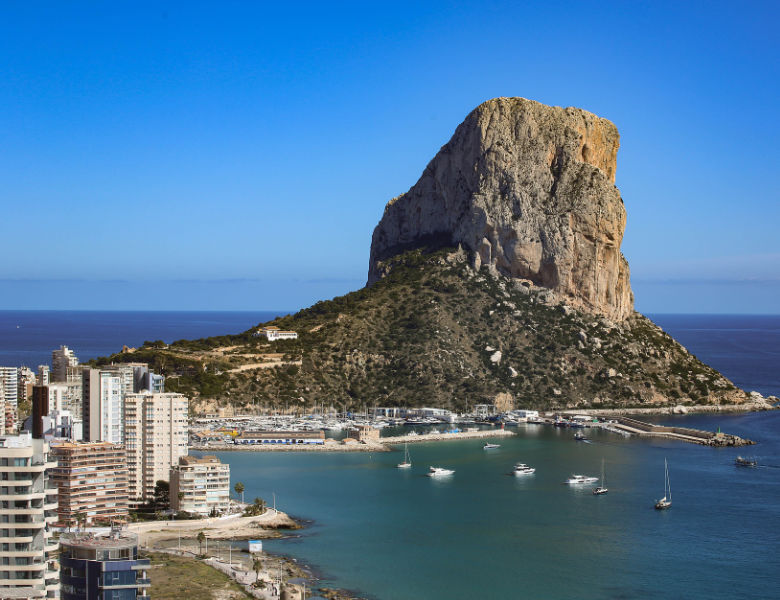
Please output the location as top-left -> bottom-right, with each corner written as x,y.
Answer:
512,463 -> 535,475
483,442 -> 501,449
565,474 -> 598,484
428,466 -> 455,477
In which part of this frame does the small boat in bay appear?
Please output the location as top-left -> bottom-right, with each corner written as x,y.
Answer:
512,463 -> 535,476
428,466 -> 455,477
483,442 -> 501,449
654,458 -> 672,510
397,443 -> 412,469
565,474 -> 598,484
735,456 -> 757,467
593,459 -> 608,495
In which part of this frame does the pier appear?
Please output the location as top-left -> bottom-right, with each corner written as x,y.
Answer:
606,416 -> 753,446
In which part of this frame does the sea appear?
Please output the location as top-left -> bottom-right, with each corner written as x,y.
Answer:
1,311 -> 779,599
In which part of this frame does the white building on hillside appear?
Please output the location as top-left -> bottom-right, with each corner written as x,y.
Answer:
255,326 -> 298,341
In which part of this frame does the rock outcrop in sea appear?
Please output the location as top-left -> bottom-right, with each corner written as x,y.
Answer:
94,97 -> 761,413
368,97 -> 633,322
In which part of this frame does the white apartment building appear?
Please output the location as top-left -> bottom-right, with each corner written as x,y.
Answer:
82,369 -> 124,444
254,326 -> 298,341
0,433 -> 59,599
170,455 -> 230,516
0,368 -> 17,411
124,392 -> 188,503
51,345 -> 79,382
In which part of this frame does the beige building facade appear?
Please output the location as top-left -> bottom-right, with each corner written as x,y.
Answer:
170,455 -> 230,516
124,392 -> 188,503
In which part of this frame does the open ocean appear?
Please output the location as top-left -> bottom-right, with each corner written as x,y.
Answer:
1,311 -> 779,599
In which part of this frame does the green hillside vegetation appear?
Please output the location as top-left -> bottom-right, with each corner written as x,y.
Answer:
94,246 -> 743,414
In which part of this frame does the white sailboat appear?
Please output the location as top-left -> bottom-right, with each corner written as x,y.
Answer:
654,458 -> 672,509
593,458 -> 608,495
397,443 -> 412,469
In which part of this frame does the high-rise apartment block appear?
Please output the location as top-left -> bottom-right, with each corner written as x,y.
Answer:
51,346 -> 79,383
0,433 -> 59,599
60,529 -> 150,600
50,441 -> 129,527
124,392 -> 188,503
0,368 -> 17,412
36,366 -> 50,387
82,369 -> 124,444
170,455 -> 230,516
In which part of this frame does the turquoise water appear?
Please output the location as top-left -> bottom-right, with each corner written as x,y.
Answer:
207,411 -> 780,599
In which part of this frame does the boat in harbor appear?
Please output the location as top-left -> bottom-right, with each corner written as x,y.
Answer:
512,463 -> 535,476
483,442 -> 501,449
397,443 -> 412,469
565,474 -> 598,484
735,456 -> 757,467
654,458 -> 672,510
593,459 -> 608,495
428,466 -> 455,477
574,432 -> 589,441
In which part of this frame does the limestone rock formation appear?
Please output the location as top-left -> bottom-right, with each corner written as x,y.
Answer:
368,97 -> 634,321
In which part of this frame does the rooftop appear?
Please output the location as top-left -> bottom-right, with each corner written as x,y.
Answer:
178,454 -> 222,465
60,531 -> 138,550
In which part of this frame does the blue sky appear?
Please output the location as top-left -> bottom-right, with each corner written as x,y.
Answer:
1,1 -> 778,313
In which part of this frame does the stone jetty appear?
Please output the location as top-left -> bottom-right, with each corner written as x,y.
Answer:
608,416 -> 754,446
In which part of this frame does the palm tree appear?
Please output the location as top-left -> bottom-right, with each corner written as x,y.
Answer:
253,557 -> 263,583
74,512 -> 87,532
196,531 -> 205,555
234,482 -> 245,504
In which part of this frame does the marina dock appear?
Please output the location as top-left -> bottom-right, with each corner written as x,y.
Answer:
190,427 -> 516,452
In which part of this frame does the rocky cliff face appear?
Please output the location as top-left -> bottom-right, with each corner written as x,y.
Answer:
368,97 -> 634,321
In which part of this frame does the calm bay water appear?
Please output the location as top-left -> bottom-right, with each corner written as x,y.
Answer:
218,412 -> 780,600
1,310 -> 778,598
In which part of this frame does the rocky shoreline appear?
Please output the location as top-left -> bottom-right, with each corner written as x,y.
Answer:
568,396 -> 778,417
137,510 -> 368,599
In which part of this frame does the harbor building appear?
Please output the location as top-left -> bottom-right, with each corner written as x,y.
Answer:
59,528 -> 150,600
50,441 -> 129,527
124,392 -> 188,504
169,455 -> 230,516
52,346 -> 79,382
0,432 -> 59,599
235,430 -> 325,445
82,369 -> 124,444
254,326 -> 299,341
347,425 -> 381,444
